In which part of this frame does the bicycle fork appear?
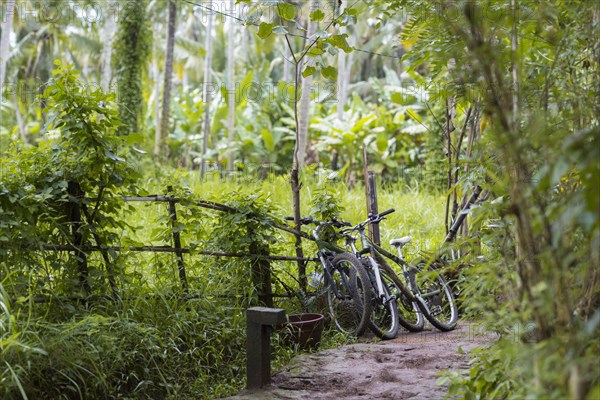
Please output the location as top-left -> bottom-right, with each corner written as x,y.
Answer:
318,252 -> 346,300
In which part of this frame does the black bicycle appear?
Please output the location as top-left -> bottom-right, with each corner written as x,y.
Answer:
351,186 -> 483,332
287,216 -> 372,336
340,211 -> 424,336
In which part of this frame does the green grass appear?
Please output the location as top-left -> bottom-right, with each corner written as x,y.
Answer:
1,169 -> 447,399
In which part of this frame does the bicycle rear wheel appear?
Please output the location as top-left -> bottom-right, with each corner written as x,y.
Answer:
367,268 -> 400,340
413,261 -> 458,331
384,269 -> 425,332
326,253 -> 372,336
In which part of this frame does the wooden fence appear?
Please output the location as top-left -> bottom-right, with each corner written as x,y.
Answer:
9,185 -> 318,307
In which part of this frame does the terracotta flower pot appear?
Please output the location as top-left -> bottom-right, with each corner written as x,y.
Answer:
283,313 -> 324,351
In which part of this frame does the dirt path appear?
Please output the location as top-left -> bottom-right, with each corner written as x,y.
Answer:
227,323 -> 495,400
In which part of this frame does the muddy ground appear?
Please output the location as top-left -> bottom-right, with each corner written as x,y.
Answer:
226,323 -> 496,400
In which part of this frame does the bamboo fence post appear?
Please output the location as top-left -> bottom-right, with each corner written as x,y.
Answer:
167,186 -> 188,292
67,181 -> 91,295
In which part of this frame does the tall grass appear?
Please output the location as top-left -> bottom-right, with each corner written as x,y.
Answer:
1,170 -> 446,399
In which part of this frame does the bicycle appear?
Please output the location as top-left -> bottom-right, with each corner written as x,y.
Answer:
353,186 -> 483,332
340,210 -> 424,336
286,216 -> 373,337
341,208 -> 460,332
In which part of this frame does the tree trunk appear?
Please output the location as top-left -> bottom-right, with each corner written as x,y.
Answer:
114,0 -> 149,135
226,0 -> 236,173
201,12 -> 214,178
296,0 -> 320,168
155,0 -> 177,158
283,42 -> 292,83
12,82 -> 28,144
100,0 -> 117,92
337,2 -> 352,120
0,0 -> 15,84
444,96 -> 456,234
153,37 -> 161,158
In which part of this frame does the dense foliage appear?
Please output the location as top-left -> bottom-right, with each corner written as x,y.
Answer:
386,0 -> 599,398
113,0 -> 151,135
0,0 -> 598,399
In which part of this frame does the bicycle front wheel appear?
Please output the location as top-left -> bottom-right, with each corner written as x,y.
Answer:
367,268 -> 400,340
413,261 -> 458,331
326,253 -> 372,336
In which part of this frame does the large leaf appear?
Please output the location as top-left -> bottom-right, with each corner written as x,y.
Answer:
302,66 -> 316,78
261,129 -> 275,151
277,3 -> 297,21
257,22 -> 273,39
328,34 -> 353,53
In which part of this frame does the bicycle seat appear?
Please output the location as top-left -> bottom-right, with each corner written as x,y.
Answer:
390,236 -> 412,248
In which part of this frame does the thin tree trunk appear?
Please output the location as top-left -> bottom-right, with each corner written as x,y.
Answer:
241,26 -> 249,63
201,12 -> 214,178
153,40 -> 160,153
12,83 -> 28,144
100,0 -> 117,92
283,42 -> 292,83
155,0 -> 177,158
285,34 -> 307,292
0,0 -> 15,84
337,2 -> 351,120
444,96 -> 456,234
337,51 -> 354,121
296,0 -> 320,168
226,0 -> 236,173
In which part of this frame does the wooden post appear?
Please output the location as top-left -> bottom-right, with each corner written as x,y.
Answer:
367,172 -> 381,246
249,240 -> 273,307
167,186 -> 188,292
246,307 -> 286,390
67,181 -> 90,295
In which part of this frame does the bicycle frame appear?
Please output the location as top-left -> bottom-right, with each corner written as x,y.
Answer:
344,233 -> 388,302
311,223 -> 357,301
342,217 -> 443,305
356,233 -> 419,301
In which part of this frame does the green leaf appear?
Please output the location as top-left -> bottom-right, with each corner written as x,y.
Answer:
310,9 -> 325,22
277,3 -> 297,21
391,92 -> 404,104
322,66 -> 337,80
307,44 -> 325,56
406,109 -> 424,124
261,129 -> 275,151
302,66 -> 316,78
286,85 -> 296,100
257,22 -> 273,39
329,34 -> 353,53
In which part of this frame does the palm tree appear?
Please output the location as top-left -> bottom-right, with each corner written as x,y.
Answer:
100,0 -> 117,92
0,0 -> 15,84
226,0 -> 236,173
155,0 -> 177,157
337,1 -> 353,121
296,0 -> 321,167
114,0 -> 150,135
200,11 -> 214,177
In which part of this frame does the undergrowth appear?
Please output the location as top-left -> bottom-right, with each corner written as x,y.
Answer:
1,164 -> 445,399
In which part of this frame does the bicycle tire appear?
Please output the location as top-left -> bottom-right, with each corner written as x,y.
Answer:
366,267 -> 400,340
326,253 -> 372,336
371,252 -> 425,332
412,261 -> 458,331
383,269 -> 425,332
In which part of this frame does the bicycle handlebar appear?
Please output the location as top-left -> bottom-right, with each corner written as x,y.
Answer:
367,208 -> 395,224
379,208 -> 395,218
